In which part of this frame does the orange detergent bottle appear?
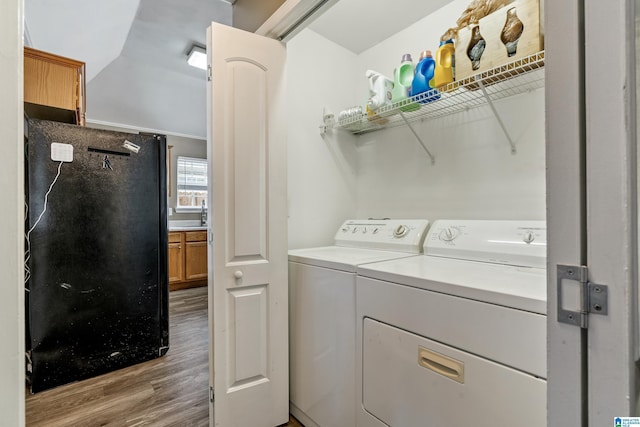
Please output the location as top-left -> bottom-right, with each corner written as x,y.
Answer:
433,39 -> 455,89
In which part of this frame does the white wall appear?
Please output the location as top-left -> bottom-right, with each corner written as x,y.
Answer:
286,29 -> 359,249
355,91 -> 546,220
165,135 -> 207,220
87,56 -> 208,139
233,0 -> 286,32
353,0 -> 546,221
0,0 -> 25,424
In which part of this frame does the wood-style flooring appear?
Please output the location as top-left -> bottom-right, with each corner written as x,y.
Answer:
26,287 -> 304,427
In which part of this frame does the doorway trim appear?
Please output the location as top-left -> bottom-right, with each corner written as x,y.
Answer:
0,0 -> 26,424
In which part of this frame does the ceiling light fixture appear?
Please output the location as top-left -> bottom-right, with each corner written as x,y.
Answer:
187,45 -> 207,70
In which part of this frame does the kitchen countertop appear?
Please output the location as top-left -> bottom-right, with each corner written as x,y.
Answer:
168,225 -> 208,231
168,220 -> 207,232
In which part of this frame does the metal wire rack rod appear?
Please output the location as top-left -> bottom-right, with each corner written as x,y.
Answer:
399,111 -> 435,165
475,75 -> 517,154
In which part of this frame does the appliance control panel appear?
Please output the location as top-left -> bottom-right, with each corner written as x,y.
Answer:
425,220 -> 546,268
334,219 -> 430,254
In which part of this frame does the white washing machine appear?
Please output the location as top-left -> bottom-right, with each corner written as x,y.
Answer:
288,219 -> 431,427
355,220 -> 547,427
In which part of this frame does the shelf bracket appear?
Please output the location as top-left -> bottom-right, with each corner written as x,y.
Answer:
399,111 -> 435,165
475,76 -> 517,155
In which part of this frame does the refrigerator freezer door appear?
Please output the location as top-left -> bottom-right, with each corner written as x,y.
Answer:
26,120 -> 168,393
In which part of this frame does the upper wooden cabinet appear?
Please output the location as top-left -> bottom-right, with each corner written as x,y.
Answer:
24,47 -> 86,126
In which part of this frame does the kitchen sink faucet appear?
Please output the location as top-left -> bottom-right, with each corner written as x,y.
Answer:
200,200 -> 207,226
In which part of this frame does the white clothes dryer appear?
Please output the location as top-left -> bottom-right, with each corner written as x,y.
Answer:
288,219 -> 431,427
355,220 -> 547,427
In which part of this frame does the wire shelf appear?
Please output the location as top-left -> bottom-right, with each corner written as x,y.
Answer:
334,51 -> 545,135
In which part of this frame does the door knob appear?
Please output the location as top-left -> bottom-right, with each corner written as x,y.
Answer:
234,271 -> 243,279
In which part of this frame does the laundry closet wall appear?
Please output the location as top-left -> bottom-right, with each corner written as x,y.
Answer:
286,29 -> 359,249
353,0 -> 546,220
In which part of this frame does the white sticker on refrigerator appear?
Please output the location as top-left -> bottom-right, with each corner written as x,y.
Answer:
122,140 -> 140,153
51,143 -> 74,162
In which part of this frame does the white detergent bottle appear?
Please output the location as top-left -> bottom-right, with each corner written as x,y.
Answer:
365,69 -> 394,113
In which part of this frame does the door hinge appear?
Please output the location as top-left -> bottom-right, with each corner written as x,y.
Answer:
209,386 -> 214,403
207,64 -> 212,82
557,264 -> 608,328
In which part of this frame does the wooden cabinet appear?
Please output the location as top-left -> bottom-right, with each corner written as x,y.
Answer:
168,230 -> 208,291
168,232 -> 185,284
24,47 -> 86,126
185,231 -> 208,281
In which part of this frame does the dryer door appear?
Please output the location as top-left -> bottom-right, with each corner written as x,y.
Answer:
362,318 -> 546,427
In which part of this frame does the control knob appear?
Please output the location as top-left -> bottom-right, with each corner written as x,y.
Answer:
439,227 -> 459,242
342,226 -> 349,233
393,225 -> 409,238
523,231 -> 535,244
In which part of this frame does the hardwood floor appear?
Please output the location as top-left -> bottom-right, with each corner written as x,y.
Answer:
286,417 -> 304,427
26,287 -> 305,427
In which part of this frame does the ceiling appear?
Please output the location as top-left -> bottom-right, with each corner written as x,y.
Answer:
308,0 -> 455,54
25,0 -> 456,139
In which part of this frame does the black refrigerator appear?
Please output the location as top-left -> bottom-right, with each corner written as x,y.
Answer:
25,119 -> 169,393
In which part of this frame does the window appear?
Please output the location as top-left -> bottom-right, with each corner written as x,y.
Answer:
176,156 -> 208,211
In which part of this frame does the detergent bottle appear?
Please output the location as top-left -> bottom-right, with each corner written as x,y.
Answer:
433,39 -> 455,88
411,50 -> 440,103
365,70 -> 394,122
391,54 -> 420,112
365,70 -> 394,111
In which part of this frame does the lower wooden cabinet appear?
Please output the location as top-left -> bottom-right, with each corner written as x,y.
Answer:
168,233 -> 184,283
168,231 -> 208,291
184,232 -> 208,285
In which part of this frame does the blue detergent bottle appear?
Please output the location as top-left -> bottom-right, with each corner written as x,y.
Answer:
412,50 -> 440,103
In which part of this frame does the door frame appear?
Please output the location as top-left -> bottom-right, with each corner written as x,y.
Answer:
0,0 -> 26,425
545,1 -> 587,424
547,0 -> 640,424
584,0 -> 638,423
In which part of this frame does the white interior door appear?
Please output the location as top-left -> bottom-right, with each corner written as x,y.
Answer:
207,22 -> 288,427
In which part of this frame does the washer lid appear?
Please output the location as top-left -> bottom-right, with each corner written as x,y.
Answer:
425,220 -> 546,268
288,246 -> 420,272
